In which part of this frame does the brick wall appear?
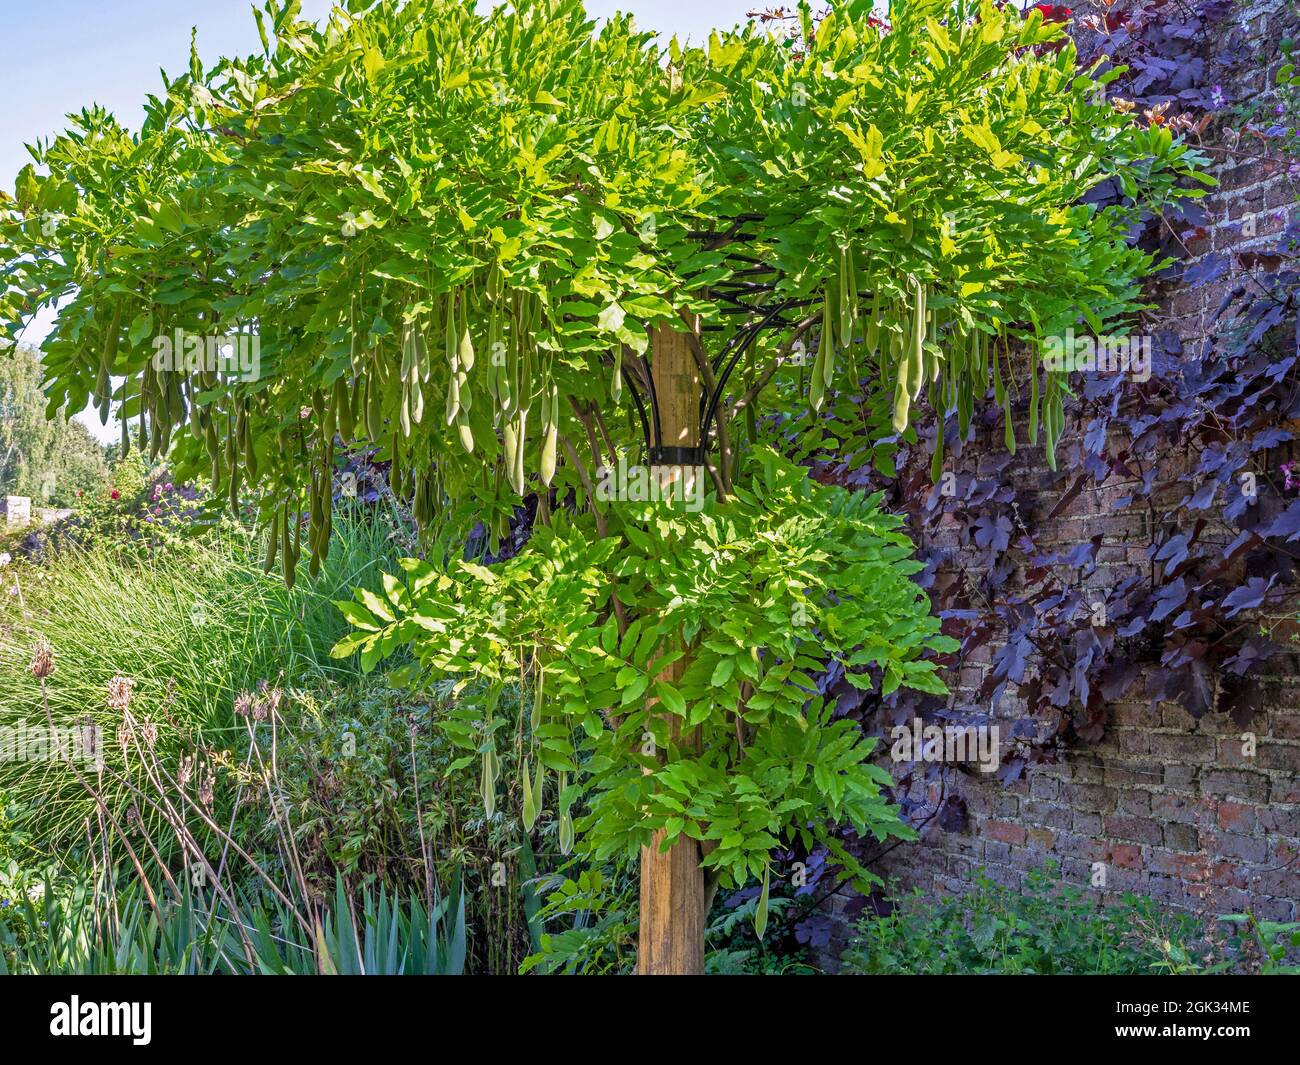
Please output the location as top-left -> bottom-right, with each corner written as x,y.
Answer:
852,0 -> 1300,942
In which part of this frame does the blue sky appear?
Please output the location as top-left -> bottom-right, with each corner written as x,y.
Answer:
0,0 -> 763,441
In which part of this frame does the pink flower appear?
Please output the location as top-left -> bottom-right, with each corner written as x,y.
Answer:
110,489 -> 120,501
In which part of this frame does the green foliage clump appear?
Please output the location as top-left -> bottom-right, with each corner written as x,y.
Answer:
0,865 -> 466,975
337,449 -> 955,918
842,863 -> 1215,975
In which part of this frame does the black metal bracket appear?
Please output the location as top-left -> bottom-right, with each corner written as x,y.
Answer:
648,444 -> 705,467
620,216 -> 803,469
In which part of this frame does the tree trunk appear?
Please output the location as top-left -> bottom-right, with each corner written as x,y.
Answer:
638,321 -> 706,976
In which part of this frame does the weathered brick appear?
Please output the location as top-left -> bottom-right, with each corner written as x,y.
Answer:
1201,769 -> 1271,803
1104,815 -> 1165,846
1026,828 -> 1055,852
1164,823 -> 1202,854
1216,801 -> 1256,832
1152,793 -> 1204,825
984,820 -> 1027,846
1213,832 -> 1270,864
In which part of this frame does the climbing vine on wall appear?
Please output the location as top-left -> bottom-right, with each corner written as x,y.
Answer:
802,0 -> 1300,793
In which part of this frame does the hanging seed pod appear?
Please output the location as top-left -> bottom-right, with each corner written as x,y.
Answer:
228,455 -> 242,515
409,369 -> 425,427
458,311 -> 475,374
1028,360 -> 1040,445
188,384 -> 205,442
224,412 -> 238,468
992,337 -> 1006,408
539,381 -> 558,486
457,408 -> 475,454
610,346 -> 624,404
557,767 -> 573,854
838,246 -> 854,348
282,507 -> 296,589
263,508 -> 280,575
400,319 -> 415,381
809,334 -> 827,413
444,377 -> 459,428
349,374 -> 364,433
389,431 -> 403,493
532,662 -> 544,732
480,747 -> 498,819
350,305 -> 366,372
166,370 -> 185,425
864,290 -> 881,355
512,408 -> 527,495
415,325 -> 430,385
892,370 -> 911,433
754,864 -> 771,938
845,245 -> 859,333
522,759 -> 539,832
909,279 -> 926,400
485,306 -> 500,408
810,290 -> 832,412
242,410 -> 259,483
334,376 -> 353,442
887,323 -> 908,433
366,374 -> 382,442
445,290 -> 458,367
118,377 -> 132,454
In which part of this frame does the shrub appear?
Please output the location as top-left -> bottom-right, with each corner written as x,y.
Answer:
842,863 -> 1216,975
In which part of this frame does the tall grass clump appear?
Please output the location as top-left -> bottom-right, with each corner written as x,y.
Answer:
0,510 -> 404,853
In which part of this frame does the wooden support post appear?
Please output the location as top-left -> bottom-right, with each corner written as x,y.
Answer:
639,320 -> 705,976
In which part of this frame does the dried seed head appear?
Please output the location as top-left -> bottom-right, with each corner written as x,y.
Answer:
106,675 -> 135,712
254,680 -> 283,720
178,754 -> 194,789
198,768 -> 215,808
30,640 -> 55,681
234,692 -> 255,718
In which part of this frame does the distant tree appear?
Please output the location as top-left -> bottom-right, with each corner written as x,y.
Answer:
0,342 -> 108,505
